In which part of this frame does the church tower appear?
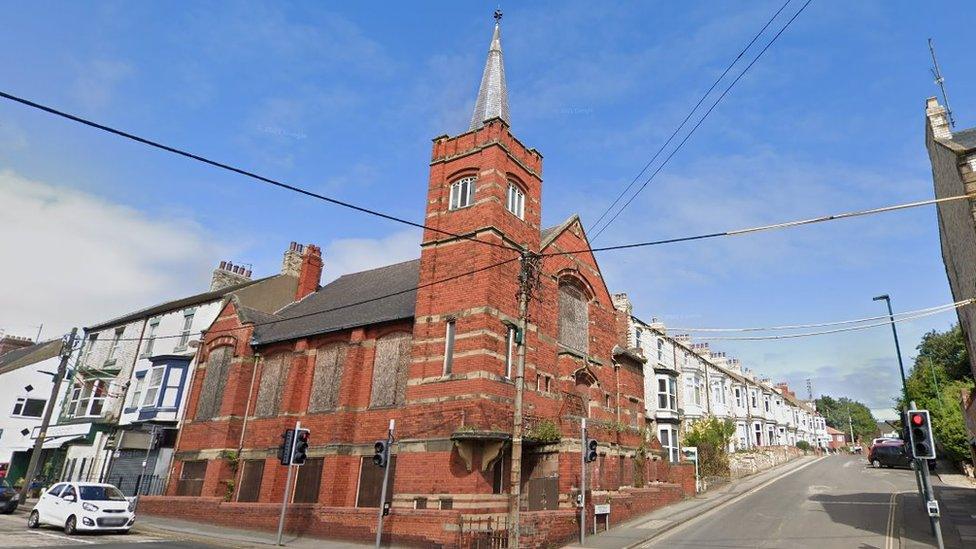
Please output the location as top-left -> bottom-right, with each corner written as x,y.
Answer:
407,12 -> 543,436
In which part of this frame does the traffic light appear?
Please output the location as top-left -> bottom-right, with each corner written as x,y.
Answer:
584,438 -> 598,462
373,440 -> 390,468
292,429 -> 310,465
278,429 -> 295,465
907,409 -> 936,460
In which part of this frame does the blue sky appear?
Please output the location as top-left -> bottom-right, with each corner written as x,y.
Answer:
2,1 -> 974,418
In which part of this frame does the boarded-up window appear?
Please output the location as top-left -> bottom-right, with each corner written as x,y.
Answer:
237,460 -> 264,502
558,281 -> 588,353
309,344 -> 347,413
176,461 -> 206,496
356,455 -> 396,507
293,457 -> 324,503
196,346 -> 233,420
369,333 -> 412,408
255,354 -> 289,417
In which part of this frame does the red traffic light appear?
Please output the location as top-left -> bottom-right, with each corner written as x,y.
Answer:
911,414 -> 924,426
297,430 -> 310,442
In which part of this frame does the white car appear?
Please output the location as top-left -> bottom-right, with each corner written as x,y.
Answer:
27,482 -> 135,535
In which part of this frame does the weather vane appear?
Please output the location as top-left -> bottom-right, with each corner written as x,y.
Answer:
494,9 -> 503,23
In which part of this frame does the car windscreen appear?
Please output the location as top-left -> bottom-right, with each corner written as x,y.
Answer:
0,478 -> 12,489
78,485 -> 126,501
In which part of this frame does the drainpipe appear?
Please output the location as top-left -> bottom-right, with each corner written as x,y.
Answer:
234,353 -> 261,501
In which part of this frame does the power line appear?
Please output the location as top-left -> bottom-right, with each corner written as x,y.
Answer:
81,256 -> 519,344
668,300 -> 969,332
544,193 -> 972,257
693,300 -> 972,341
588,0 -> 794,236
591,0 -> 814,240
0,90 -> 519,254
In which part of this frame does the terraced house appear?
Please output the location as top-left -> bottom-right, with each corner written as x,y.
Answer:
153,18 -> 695,548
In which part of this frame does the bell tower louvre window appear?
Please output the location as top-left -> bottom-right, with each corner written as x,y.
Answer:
449,176 -> 476,210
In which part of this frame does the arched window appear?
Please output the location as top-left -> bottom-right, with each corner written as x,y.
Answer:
195,346 -> 233,420
370,332 -> 412,407
449,176 -> 476,210
506,182 -> 525,219
255,353 -> 289,417
558,279 -> 589,354
309,343 -> 348,413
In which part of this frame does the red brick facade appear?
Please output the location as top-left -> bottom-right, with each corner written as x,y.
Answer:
163,112 -> 692,548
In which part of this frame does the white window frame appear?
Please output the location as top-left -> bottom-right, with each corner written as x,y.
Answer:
66,384 -> 82,417
177,311 -> 195,350
11,396 -> 46,418
657,376 -> 677,411
657,339 -> 664,362
129,375 -> 145,409
80,334 -> 98,366
449,176 -> 475,210
734,387 -> 743,408
105,328 -> 123,364
142,366 -> 166,407
659,426 -> 679,463
443,320 -> 456,375
142,318 -> 160,357
506,183 -> 525,219
635,328 -> 642,350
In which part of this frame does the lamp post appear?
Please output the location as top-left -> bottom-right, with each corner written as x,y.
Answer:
873,295 -> 909,400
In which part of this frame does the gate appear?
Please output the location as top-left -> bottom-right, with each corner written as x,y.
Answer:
459,515 -> 508,549
526,476 -> 558,511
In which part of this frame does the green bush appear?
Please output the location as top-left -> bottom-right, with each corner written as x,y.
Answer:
795,440 -> 812,452
682,417 -> 735,477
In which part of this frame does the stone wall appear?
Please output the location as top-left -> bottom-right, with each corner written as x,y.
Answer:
728,445 -> 803,479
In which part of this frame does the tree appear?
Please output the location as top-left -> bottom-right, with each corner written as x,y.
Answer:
815,396 -> 877,443
896,325 -> 975,463
682,417 -> 735,477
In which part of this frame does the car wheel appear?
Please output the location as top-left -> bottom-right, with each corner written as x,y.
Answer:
872,459 -> 881,468
64,515 -> 77,535
27,510 -> 40,529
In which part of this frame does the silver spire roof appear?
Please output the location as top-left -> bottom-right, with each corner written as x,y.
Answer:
468,19 -> 510,131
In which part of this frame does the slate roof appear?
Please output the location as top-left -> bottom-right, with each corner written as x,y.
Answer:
469,22 -> 510,131
253,259 -> 420,345
86,277 -> 272,332
541,214 -> 581,248
0,339 -> 62,375
950,127 -> 976,150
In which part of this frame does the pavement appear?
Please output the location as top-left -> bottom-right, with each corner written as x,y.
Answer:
565,453 -> 976,549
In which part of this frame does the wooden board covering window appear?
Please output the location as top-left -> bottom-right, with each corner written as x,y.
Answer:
293,458 -> 324,503
176,461 -> 206,496
369,333 -> 412,408
196,346 -> 232,420
558,282 -> 588,353
356,455 -> 396,508
237,460 -> 264,502
255,354 -> 289,417
309,344 -> 347,413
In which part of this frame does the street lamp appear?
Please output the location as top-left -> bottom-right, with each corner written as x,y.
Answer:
873,294 -> 909,401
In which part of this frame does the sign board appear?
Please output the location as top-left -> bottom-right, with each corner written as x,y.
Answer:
594,504 -> 610,515
927,500 -> 940,517
681,446 -> 698,461
32,422 -> 92,439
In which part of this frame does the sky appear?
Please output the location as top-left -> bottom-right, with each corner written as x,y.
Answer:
2,1 -> 975,419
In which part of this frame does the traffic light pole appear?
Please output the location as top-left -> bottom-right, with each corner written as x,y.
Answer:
276,420 -> 300,546
920,461 -> 945,548
19,328 -> 76,505
579,419 -> 586,546
375,419 -> 395,549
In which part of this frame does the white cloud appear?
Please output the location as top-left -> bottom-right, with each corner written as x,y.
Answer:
322,229 -> 421,282
0,170 -> 221,338
70,58 -> 134,112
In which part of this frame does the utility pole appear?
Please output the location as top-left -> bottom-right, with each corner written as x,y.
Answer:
276,420 -> 300,546
508,250 -> 540,549
847,403 -> 855,450
579,419 -> 586,545
19,328 -> 76,504
135,424 -> 158,502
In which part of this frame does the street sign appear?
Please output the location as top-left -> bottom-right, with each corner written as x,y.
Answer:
682,446 -> 699,461
927,499 -> 940,517
594,504 -> 610,515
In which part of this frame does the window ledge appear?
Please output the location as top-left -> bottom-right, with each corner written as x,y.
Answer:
103,359 -> 117,367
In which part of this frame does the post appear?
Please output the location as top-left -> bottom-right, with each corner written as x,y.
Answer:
137,424 -> 157,500
276,420 -> 300,546
508,251 -> 537,549
579,418 -> 586,545
19,328 -> 76,504
375,419 -> 395,549
920,460 -> 945,548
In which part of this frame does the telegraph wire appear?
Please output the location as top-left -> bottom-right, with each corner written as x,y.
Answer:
693,300 -> 973,341
0,90 -> 519,254
591,0 -> 815,240
669,300 -> 969,332
81,256 -> 520,344
544,193 -> 973,257
588,0 -> 794,235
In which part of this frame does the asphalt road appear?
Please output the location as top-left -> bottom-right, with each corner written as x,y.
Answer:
643,454 -> 923,549
0,510 -> 212,548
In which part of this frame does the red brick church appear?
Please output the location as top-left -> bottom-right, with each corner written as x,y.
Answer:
151,15 -> 693,548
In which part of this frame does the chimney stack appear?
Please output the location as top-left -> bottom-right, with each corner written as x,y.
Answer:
295,244 -> 323,301
926,97 -> 952,140
210,260 -> 253,291
281,241 -> 306,277
0,334 -> 34,357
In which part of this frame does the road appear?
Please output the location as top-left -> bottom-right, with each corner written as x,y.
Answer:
0,510 -> 212,548
641,454 -> 929,548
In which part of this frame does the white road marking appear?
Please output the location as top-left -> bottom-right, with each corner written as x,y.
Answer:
30,530 -> 96,544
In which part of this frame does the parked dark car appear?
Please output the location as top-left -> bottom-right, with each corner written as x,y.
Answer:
0,478 -> 18,514
870,443 -> 936,471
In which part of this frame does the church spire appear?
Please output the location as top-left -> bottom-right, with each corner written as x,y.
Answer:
469,10 -> 510,131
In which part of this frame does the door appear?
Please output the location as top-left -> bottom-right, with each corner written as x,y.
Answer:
37,484 -> 65,524
54,485 -> 78,525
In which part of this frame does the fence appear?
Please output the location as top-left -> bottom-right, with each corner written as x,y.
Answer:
459,515 -> 508,549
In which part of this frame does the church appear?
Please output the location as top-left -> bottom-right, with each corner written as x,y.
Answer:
148,15 -> 694,548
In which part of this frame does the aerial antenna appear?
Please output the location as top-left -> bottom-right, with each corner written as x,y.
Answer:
928,38 -> 955,128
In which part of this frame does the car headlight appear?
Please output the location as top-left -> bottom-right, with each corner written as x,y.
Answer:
82,502 -> 99,512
